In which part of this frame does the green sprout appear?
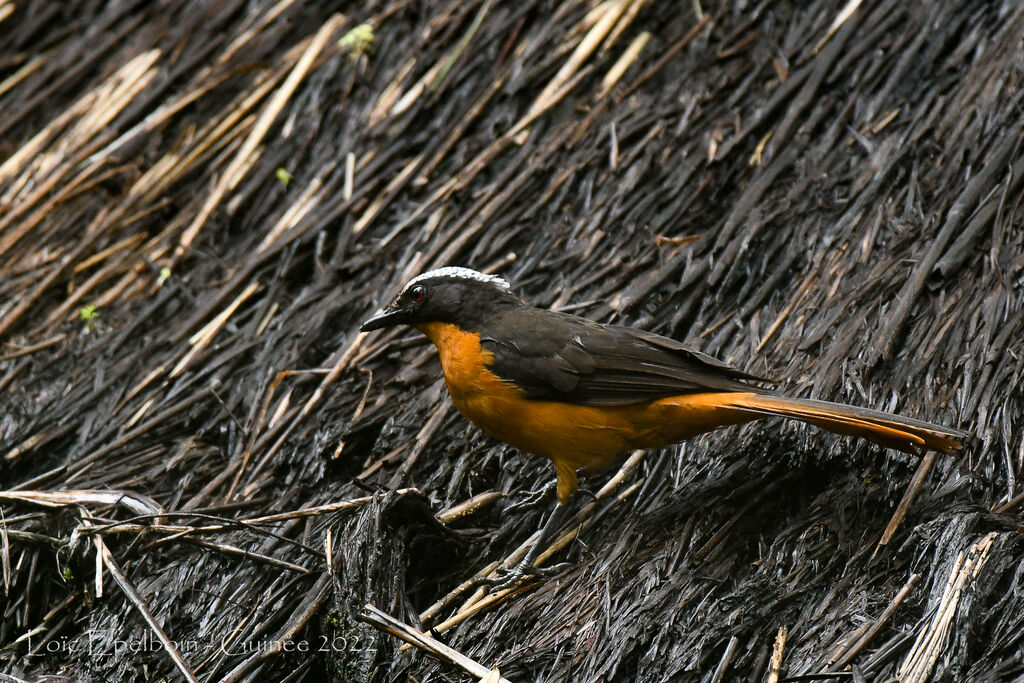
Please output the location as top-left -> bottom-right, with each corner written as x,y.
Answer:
338,23 -> 374,59
157,267 -> 172,287
79,304 -> 99,333
275,167 -> 293,187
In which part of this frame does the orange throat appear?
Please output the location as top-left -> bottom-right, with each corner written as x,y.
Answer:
414,322 -> 510,403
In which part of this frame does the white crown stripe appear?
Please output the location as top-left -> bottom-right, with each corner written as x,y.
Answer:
402,267 -> 510,292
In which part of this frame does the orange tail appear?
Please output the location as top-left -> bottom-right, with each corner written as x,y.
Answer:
723,393 -> 967,453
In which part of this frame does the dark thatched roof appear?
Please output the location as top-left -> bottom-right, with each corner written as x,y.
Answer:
2,0 -> 1023,681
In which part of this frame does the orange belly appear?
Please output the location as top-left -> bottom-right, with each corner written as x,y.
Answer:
416,322 -> 756,501
447,388 -> 755,470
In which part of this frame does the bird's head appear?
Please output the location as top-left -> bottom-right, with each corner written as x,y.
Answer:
360,267 -> 523,333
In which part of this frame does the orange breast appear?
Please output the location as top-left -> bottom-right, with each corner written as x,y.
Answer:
415,322 -> 764,502
411,323 -> 757,466
416,323 -> 650,469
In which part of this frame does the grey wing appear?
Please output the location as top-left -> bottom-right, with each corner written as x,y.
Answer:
482,311 -> 772,406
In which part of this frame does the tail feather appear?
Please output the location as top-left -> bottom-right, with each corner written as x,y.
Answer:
727,394 -> 967,453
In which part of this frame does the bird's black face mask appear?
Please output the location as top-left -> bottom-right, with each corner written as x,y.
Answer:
361,268 -> 522,332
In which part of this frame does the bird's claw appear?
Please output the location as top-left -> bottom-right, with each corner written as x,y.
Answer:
504,481 -> 557,514
478,559 -> 572,592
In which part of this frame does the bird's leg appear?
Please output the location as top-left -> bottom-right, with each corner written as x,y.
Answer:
522,500 -> 571,566
477,463 -> 580,591
482,499 -> 575,590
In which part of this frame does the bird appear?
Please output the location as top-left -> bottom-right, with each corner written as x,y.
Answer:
361,266 -> 967,577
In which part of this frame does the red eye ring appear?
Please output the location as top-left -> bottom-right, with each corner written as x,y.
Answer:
410,285 -> 425,302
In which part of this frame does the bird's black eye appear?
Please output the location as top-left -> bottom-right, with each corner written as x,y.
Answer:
409,285 -> 425,303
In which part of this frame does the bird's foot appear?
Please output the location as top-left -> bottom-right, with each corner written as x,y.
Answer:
478,558 -> 573,593
504,480 -> 557,514
475,499 -> 576,593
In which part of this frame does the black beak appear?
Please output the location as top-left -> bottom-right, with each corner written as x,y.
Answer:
360,307 -> 403,332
